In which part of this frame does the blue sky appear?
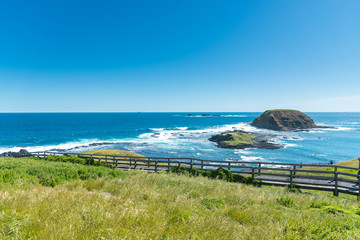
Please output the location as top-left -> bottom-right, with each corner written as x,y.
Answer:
0,0 -> 359,112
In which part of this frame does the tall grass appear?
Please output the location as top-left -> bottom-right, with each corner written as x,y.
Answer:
1,156 -> 360,239
0,157 -> 124,188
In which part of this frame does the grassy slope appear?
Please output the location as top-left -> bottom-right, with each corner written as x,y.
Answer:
1,158 -> 360,239
0,157 -> 125,188
81,149 -> 145,157
266,159 -> 359,181
336,158 -> 358,168
298,158 -> 359,177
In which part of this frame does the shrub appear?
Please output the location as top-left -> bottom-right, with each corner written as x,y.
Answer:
201,198 -> 224,209
287,184 -> 301,193
322,206 -> 349,215
169,166 -> 261,186
310,201 -> 329,209
277,197 -> 294,207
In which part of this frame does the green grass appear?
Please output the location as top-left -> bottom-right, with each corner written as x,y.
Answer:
0,157 -> 124,188
336,158 -> 358,168
80,149 -> 145,158
297,158 -> 359,178
1,157 -> 360,239
219,131 -> 256,146
266,158 -> 359,181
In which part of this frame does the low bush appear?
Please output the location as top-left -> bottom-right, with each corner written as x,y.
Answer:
322,206 -> 349,215
310,201 -> 329,209
169,166 -> 261,186
277,197 -> 294,207
287,184 -> 302,193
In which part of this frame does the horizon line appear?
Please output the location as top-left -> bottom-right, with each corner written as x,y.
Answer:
1,111 -> 360,114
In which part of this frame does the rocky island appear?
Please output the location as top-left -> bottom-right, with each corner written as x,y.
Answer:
252,109 -> 317,131
209,130 -> 283,150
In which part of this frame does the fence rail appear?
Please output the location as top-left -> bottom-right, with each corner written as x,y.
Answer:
30,151 -> 360,199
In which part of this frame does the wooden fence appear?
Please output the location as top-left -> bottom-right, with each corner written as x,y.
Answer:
31,151 -> 360,199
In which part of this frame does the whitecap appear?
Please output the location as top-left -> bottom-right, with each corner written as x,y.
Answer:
240,156 -> 264,161
149,128 -> 165,131
283,143 -> 298,148
175,127 -> 188,130
0,138 -> 138,154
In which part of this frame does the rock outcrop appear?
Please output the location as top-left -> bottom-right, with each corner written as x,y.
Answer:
252,110 -> 317,131
209,130 -> 283,150
0,149 -> 32,157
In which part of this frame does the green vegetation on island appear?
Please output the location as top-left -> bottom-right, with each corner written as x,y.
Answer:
209,130 -> 282,149
1,155 -> 360,239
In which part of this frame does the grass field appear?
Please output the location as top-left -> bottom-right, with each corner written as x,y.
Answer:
298,158 -> 359,177
1,156 -> 360,239
80,149 -> 146,158
265,158 -> 359,181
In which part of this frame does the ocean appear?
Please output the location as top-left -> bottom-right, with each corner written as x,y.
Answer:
0,112 -> 359,164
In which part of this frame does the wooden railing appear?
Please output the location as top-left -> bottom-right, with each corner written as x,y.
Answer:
30,151 -> 360,199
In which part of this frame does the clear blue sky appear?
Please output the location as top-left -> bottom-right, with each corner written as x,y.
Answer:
0,0 -> 359,112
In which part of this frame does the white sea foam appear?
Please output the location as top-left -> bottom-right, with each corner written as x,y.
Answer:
283,143 -> 298,148
240,156 -> 264,161
0,138 -> 137,154
175,127 -> 188,130
149,128 -> 165,131
234,149 -> 252,155
138,121 -> 305,154
326,126 -> 353,131
315,123 -> 354,131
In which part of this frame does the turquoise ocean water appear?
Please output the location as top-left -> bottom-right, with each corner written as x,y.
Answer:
0,112 -> 359,164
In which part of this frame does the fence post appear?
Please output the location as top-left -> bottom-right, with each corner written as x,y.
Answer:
129,157 -> 132,169
155,161 -> 158,172
105,155 -> 108,164
115,158 -> 118,168
201,160 -> 204,170
358,176 -> 360,201
168,158 -> 170,170
258,163 -> 261,175
334,166 -> 339,196
289,168 -> 293,185
190,159 -> 193,169
134,159 -> 137,169
228,162 -> 231,170
148,158 -> 151,168
251,167 -> 255,179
